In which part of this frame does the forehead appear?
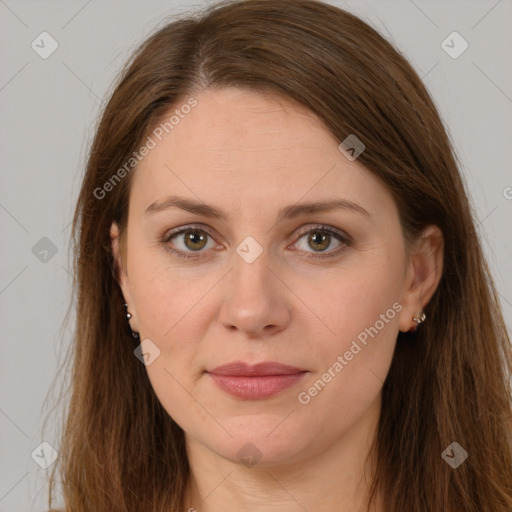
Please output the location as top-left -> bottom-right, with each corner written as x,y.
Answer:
129,87 -> 394,222
151,87 -> 340,168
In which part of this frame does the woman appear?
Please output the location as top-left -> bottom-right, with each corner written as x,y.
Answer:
47,0 -> 512,510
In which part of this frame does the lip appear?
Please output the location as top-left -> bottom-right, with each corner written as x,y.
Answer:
206,361 -> 308,400
208,361 -> 307,376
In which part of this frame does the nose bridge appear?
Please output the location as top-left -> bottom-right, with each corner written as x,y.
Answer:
230,238 -> 274,304
218,237 -> 291,335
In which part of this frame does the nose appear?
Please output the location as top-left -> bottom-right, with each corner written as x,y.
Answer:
217,248 -> 292,338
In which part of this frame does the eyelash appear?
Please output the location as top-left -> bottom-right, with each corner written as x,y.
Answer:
161,224 -> 351,260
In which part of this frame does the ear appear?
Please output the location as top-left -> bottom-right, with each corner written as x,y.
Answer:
398,225 -> 444,333
110,221 -> 137,330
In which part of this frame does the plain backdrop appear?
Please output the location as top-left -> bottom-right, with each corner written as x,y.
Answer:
0,0 -> 511,510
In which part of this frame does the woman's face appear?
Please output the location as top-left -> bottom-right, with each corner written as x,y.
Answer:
111,87 -> 424,466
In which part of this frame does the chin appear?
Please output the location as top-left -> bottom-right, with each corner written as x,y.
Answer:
202,422 -> 314,468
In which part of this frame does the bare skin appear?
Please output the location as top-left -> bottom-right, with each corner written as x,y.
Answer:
111,87 -> 444,511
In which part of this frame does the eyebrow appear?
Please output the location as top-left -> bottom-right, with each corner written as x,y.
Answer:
144,195 -> 371,223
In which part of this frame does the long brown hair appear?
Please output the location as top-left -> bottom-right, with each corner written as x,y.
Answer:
46,0 -> 512,510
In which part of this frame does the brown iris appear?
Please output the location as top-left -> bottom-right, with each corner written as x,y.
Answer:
183,230 -> 208,251
307,231 -> 331,252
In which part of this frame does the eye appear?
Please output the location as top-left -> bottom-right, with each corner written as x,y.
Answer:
161,225 -> 218,260
293,224 -> 350,259
161,224 -> 351,260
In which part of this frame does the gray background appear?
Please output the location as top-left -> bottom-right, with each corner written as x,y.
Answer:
1,0 -> 511,510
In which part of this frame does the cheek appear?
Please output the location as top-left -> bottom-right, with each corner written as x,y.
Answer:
128,255 -> 207,421
300,256 -> 403,395
128,245 -> 204,336
310,256 -> 403,347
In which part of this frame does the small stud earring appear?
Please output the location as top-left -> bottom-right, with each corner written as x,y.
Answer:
123,303 -> 139,339
413,311 -> 426,324
408,311 -> 426,332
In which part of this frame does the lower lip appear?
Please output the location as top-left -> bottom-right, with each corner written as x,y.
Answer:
207,372 -> 307,400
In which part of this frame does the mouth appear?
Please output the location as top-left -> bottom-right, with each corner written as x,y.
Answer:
206,361 -> 308,400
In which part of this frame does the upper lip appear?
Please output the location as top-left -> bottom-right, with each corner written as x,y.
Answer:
207,361 -> 307,376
